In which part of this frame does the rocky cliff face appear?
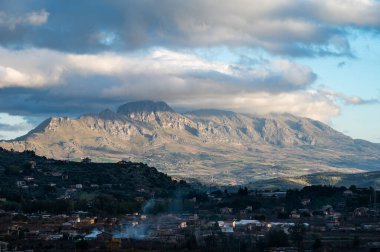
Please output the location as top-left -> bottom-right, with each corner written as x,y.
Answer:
1,101 -> 380,184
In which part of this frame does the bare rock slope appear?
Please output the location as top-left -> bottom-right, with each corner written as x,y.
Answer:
1,101 -> 380,184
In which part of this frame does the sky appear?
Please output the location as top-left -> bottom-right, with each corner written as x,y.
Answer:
0,0 -> 379,142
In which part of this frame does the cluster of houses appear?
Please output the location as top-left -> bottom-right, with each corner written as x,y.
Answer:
1,157 -> 380,251
0,199 -> 380,251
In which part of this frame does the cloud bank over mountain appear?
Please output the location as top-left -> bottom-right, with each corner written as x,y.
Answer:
0,47 -> 342,121
0,0 -> 379,134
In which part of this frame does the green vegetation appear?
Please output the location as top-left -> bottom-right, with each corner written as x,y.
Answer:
0,147 -> 189,215
248,171 -> 380,190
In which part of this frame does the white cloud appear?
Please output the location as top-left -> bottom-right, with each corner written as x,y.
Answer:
0,47 -> 66,88
0,47 -> 314,91
0,121 -> 33,132
0,66 -> 29,86
313,0 -> 380,26
0,9 -> 48,30
0,46 -> 373,122
319,89 -> 379,105
25,10 -> 49,26
168,91 -> 340,122
0,113 -> 34,140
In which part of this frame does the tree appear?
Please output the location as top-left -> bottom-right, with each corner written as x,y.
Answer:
238,187 -> 248,196
204,234 -> 217,249
185,233 -> 197,249
266,229 -> 289,247
312,238 -> 322,250
349,185 -> 357,192
352,236 -> 360,248
277,212 -> 289,219
290,223 -> 306,249
76,239 -> 89,251
5,165 -> 21,175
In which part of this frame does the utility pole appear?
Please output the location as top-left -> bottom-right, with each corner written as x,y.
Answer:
209,175 -> 215,194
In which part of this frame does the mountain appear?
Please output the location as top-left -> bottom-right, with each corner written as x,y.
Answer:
1,101 -> 380,185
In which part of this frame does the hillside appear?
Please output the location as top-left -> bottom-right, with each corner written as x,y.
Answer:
248,171 -> 380,190
1,101 -> 380,185
0,147 -> 188,214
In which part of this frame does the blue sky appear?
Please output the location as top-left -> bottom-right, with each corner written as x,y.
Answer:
301,33 -> 380,142
0,0 -> 379,142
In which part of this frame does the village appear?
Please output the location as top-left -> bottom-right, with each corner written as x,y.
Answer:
1,187 -> 380,252
1,149 -> 380,251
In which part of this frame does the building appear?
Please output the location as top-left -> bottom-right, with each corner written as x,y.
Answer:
16,181 -> 26,187
81,157 -> 92,163
0,241 -> 9,252
117,160 -> 128,165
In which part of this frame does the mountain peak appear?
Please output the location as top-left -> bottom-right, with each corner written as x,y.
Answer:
98,108 -> 118,119
117,101 -> 174,115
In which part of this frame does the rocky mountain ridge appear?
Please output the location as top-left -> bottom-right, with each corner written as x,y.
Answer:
1,101 -> 380,184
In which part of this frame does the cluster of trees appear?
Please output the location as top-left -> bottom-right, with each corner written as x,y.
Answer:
0,193 -> 142,215
0,148 -> 194,215
286,185 -> 378,210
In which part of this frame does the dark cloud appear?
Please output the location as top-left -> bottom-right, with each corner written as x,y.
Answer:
0,85 -> 119,117
337,61 -> 346,68
0,0 -> 379,56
